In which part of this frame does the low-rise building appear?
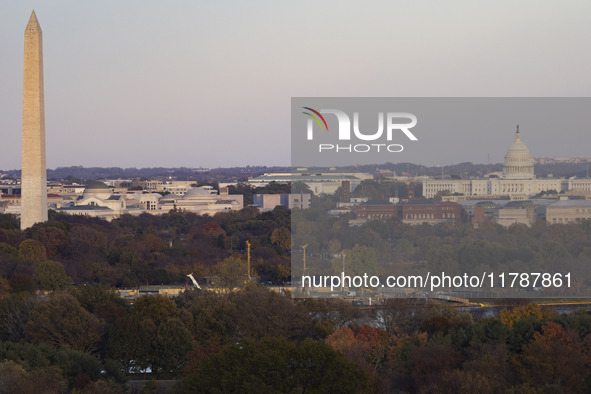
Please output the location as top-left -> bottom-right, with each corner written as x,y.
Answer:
55,182 -> 243,220
1,193 -> 67,215
399,200 -> 462,225
354,199 -> 462,225
0,185 -> 21,195
253,193 -> 311,211
247,171 -> 372,195
355,200 -> 398,221
494,201 -> 536,227
546,199 -> 591,224
158,187 -> 243,215
57,181 -> 130,220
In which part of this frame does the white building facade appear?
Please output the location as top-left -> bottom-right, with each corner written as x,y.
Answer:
423,130 -> 591,200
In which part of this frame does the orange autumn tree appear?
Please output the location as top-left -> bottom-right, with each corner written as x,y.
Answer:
326,325 -> 390,376
499,304 -> 556,327
515,321 -> 587,392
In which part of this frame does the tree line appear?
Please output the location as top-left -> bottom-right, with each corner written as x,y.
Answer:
0,207 -> 291,291
293,202 -> 591,296
2,201 -> 591,391
2,284 -> 591,392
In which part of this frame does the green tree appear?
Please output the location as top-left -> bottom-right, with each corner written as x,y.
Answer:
297,338 -> 372,393
406,342 -> 463,392
176,289 -> 237,347
69,284 -> 128,323
270,227 -> 291,251
0,276 -> 9,297
0,361 -> 67,394
0,360 -> 27,393
419,369 -> 492,393
8,273 -> 35,293
0,292 -> 35,342
333,245 -> 378,278
79,379 -> 126,394
33,260 -> 72,291
152,318 -> 194,377
228,285 -> 313,341
25,292 -> 103,353
463,343 -> 512,392
52,346 -> 103,388
107,315 -> 154,374
130,294 -> 179,327
18,239 -> 47,261
176,338 -> 370,393
292,220 -> 319,252
507,316 -> 543,353
472,317 -> 509,344
0,242 -> 18,257
31,225 -> 68,259
109,294 -> 188,376
214,256 -> 248,291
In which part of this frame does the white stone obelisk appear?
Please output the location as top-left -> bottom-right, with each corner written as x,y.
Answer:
21,10 -> 48,229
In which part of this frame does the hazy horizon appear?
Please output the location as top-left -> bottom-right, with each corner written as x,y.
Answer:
2,1 -> 591,170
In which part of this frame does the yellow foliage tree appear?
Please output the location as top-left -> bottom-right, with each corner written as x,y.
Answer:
499,304 -> 543,327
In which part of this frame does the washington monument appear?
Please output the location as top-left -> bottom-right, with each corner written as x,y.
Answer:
21,10 -> 48,229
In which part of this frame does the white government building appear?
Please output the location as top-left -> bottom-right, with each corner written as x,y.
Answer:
56,181 -> 243,220
423,128 -> 591,200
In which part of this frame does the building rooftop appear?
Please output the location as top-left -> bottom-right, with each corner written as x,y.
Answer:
215,200 -> 239,204
359,200 -> 394,206
398,199 -> 438,205
85,181 -> 111,190
549,200 -> 591,207
59,206 -> 112,211
249,174 -> 362,181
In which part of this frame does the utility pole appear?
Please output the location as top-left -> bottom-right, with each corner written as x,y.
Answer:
245,240 -> 251,281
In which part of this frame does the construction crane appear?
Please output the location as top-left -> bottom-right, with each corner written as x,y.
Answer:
302,244 -> 308,275
187,273 -> 201,289
246,240 -> 251,281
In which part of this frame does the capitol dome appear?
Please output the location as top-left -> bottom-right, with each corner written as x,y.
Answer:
503,127 -> 535,179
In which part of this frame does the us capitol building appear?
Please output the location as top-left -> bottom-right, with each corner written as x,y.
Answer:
423,127 -> 591,200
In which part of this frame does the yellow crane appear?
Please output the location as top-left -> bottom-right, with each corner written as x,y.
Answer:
302,244 -> 308,276
245,240 -> 251,281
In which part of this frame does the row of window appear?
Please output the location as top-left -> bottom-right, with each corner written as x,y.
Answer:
551,217 -> 590,224
364,214 -> 395,219
404,213 -> 457,220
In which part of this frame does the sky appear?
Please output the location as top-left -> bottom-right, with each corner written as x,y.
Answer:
1,1 -> 591,170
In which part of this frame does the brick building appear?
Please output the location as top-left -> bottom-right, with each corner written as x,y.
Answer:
355,199 -> 462,225
399,200 -> 462,225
